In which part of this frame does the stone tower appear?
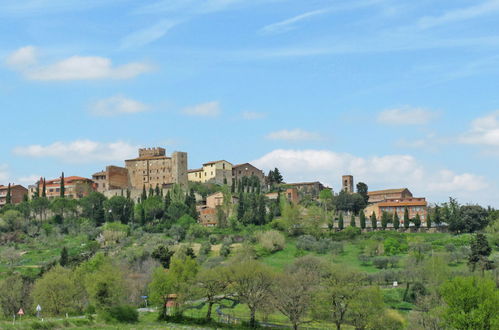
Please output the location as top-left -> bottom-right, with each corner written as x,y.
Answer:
172,151 -> 188,189
342,175 -> 354,193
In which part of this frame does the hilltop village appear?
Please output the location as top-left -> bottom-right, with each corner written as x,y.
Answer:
0,146 -> 428,228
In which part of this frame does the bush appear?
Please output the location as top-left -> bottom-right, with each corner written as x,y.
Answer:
296,235 -> 342,254
187,224 -> 210,240
342,226 -> 362,239
101,305 -> 139,323
373,257 -> 390,269
257,230 -> 286,253
358,254 -> 371,266
220,243 -> 231,257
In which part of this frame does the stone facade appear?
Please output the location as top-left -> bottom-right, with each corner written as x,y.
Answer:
188,160 -> 233,186
283,181 -> 325,198
232,163 -> 265,186
365,197 -> 428,223
0,184 -> 28,207
368,188 -> 413,204
342,175 -> 354,193
38,176 -> 95,199
92,165 -> 129,193
125,148 -> 188,190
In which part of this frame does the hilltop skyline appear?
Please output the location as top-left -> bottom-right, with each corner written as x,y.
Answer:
1,0 -> 499,206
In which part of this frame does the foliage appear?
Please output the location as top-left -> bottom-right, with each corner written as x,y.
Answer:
256,230 -> 286,253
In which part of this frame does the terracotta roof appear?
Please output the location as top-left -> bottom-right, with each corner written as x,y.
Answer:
0,184 -> 26,190
45,176 -> 93,185
378,201 -> 427,207
368,188 -> 409,195
92,171 -> 106,177
202,160 -> 232,166
188,168 -> 202,173
284,181 -> 322,186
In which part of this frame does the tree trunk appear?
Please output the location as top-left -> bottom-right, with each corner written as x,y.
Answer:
403,282 -> 410,301
293,322 -> 299,330
250,308 -> 256,328
206,301 -> 213,321
336,321 -> 341,330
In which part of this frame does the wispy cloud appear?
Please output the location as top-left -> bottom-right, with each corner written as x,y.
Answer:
0,164 -> 9,182
121,20 -> 180,48
260,8 -> 329,35
0,0 -> 123,17
13,140 -> 138,163
89,95 -> 149,117
419,0 -> 499,29
377,107 -> 436,125
266,129 -> 321,142
5,46 -> 152,81
460,110 -> 499,147
182,101 -> 221,117
135,0 -> 269,15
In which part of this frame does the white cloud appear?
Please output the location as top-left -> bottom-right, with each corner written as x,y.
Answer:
377,107 -> 435,125
13,140 -> 138,163
260,8 -> 329,35
121,20 -> 180,48
460,110 -> 499,147
5,46 -> 37,69
242,111 -> 266,120
16,175 -> 42,186
266,129 -> 321,141
5,46 -> 152,81
252,149 -> 492,204
419,0 -> 499,29
89,95 -> 149,117
182,101 -> 221,117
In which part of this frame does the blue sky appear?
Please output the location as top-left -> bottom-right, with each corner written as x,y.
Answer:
1,0 -> 499,206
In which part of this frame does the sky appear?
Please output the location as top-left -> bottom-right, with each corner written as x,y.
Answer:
1,0 -> 499,206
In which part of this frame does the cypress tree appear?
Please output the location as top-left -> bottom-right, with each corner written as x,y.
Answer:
237,192 -> 245,220
414,214 -> 421,229
141,185 -> 147,202
60,247 -> 69,266
155,184 -> 160,196
350,213 -> 356,227
5,183 -> 11,204
60,172 -> 65,197
393,212 -> 400,230
148,186 -> 154,198
403,207 -> 410,229
273,168 -> 283,184
338,212 -> 344,230
164,191 -> 171,212
426,213 -> 432,228
42,178 -> 46,198
140,206 -> 146,226
434,205 -> 442,225
359,211 -> 366,229
370,212 -> 377,229
257,195 -> 266,225
381,211 -> 389,230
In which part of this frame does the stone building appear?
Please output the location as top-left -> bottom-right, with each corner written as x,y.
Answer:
38,176 -> 95,199
342,175 -> 354,193
188,160 -> 233,186
232,163 -> 265,186
125,148 -> 188,190
0,184 -> 28,207
283,181 -> 325,199
92,165 -> 128,193
365,188 -> 428,224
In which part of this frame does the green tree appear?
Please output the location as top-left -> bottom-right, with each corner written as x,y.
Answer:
273,167 -> 284,184
5,183 -> 11,204
356,182 -> 369,204
347,286 -> 385,330
60,172 -> 65,197
413,213 -> 422,229
370,212 -> 377,229
228,260 -> 275,328
0,273 -> 31,317
32,265 -> 82,315
195,267 -> 229,321
42,178 -> 46,198
152,245 -> 175,268
338,213 -> 344,230
393,212 -> 400,230
80,192 -> 107,226
434,205 -> 442,225
85,263 -> 127,311
381,211 -> 390,230
440,276 -> 499,330
350,213 -> 356,227
104,196 -> 133,224
60,246 -> 69,266
403,207 -> 410,229
359,211 -> 366,229
468,233 -> 493,273
452,205 -> 489,233
426,213 -> 432,228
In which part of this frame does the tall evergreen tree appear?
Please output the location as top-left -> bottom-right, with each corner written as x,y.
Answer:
413,214 -> 421,229
433,205 -> 442,225
393,212 -> 400,230
148,186 -> 154,198
60,247 -> 69,266
237,192 -> 245,221
5,183 -> 11,204
468,233 -> 493,273
403,207 -> 410,229
356,182 -> 369,204
350,213 -> 356,227
42,178 -> 46,198
273,168 -> 284,184
60,172 -> 65,197
381,211 -> 389,230
359,211 -> 366,229
338,212 -> 344,230
155,184 -> 161,196
164,191 -> 171,212
370,212 -> 377,229
426,213 -> 432,229
257,195 -> 267,225
141,185 -> 147,202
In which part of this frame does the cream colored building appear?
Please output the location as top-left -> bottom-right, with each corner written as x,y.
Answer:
188,160 -> 233,186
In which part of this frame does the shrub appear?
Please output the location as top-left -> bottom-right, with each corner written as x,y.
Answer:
358,254 -> 371,266
101,305 -> 139,323
220,243 -> 231,257
209,234 -> 219,245
257,230 -> 286,253
373,257 -> 390,269
343,226 -> 362,239
187,224 -> 210,239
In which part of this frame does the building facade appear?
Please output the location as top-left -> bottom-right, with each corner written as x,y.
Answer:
188,160 -> 233,186
125,148 -> 188,190
342,175 -> 354,193
38,176 -> 95,199
0,184 -> 28,207
283,181 -> 325,198
368,188 -> 413,204
232,163 -> 265,186
92,165 -> 129,193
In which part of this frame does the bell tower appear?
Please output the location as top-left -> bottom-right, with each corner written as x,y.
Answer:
342,175 -> 354,193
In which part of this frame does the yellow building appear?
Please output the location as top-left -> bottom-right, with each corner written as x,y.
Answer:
188,160 -> 233,186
